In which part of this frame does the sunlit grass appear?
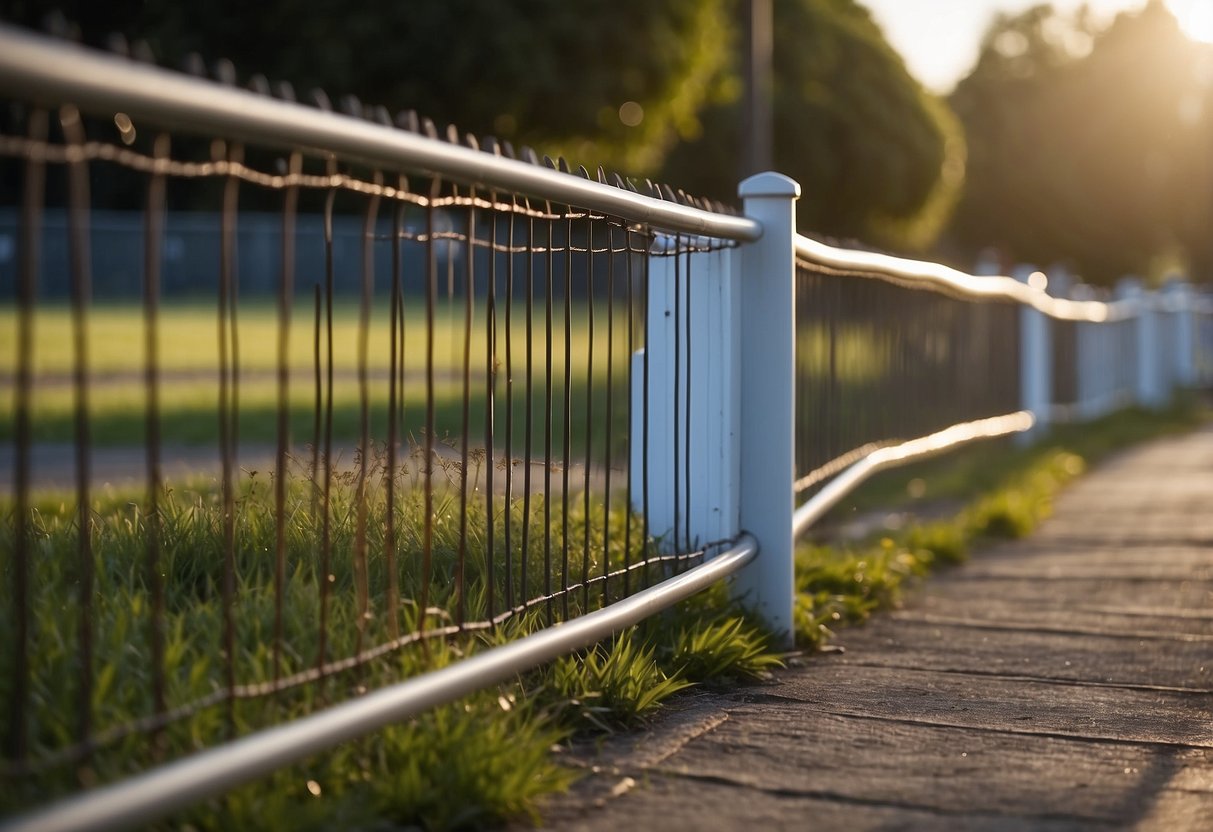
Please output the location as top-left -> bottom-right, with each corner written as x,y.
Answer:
795,324 -> 890,382
0,299 -> 618,376
0,299 -> 633,446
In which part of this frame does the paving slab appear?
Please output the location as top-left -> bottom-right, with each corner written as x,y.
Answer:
538,424 -> 1213,831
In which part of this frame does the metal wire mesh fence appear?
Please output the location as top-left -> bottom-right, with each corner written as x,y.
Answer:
792,260 -> 1022,504
3,22 -> 1212,832
0,83 -> 740,805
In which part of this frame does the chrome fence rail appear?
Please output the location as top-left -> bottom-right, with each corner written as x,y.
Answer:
792,414 -> 1034,540
794,235 -> 1133,322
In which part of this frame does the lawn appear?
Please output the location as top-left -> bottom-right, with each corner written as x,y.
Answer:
0,297 -> 638,449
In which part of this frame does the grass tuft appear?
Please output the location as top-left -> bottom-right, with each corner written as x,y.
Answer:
668,616 -> 783,683
549,633 -> 692,733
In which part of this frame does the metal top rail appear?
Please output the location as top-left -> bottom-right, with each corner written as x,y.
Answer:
0,23 -> 763,243
795,235 -> 1134,323
791,413 -> 1035,540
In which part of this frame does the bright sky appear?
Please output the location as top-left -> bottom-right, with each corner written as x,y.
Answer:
862,0 -> 1213,93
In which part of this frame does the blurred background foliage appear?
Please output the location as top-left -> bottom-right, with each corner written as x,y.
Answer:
948,1 -> 1213,284
0,0 -> 1210,283
659,0 -> 965,253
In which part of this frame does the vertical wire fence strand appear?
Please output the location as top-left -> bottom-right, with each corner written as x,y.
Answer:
521,202 -> 535,612
385,177 -> 404,643
561,207 -> 573,621
457,199 -> 475,629
273,151 -> 300,686
7,106 -> 47,764
420,178 -> 440,640
316,163 -> 337,678
216,139 -> 242,738
61,106 -> 95,764
143,132 -> 169,748
603,222 -> 617,606
621,225 -> 633,599
623,229 -> 636,595
503,201 -> 516,611
485,196 -> 498,623
640,232 -> 651,587
543,203 -> 554,625
353,173 -> 381,661
672,236 -> 682,556
582,216 -> 594,612
683,242 -> 692,557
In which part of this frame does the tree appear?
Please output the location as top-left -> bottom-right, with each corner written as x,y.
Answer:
660,0 -> 966,252
948,1 -> 1213,284
0,0 -> 731,175
2,0 -> 962,247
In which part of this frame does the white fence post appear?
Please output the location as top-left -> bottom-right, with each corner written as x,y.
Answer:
735,172 -> 799,648
1197,297 -> 1213,387
1117,277 -> 1165,408
1164,280 -> 1196,389
631,238 -> 741,549
1071,283 -> 1103,420
1013,264 -> 1051,442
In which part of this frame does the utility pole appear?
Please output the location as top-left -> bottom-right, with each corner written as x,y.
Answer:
743,0 -> 773,179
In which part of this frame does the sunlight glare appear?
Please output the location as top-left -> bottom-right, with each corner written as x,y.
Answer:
1169,0 -> 1213,44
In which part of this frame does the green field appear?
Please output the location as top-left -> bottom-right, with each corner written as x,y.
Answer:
0,301 -> 907,458
0,299 -> 635,448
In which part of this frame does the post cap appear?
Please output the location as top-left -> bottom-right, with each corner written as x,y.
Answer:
1010,263 -> 1039,284
738,171 -> 801,199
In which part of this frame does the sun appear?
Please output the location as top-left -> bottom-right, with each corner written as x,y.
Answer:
1168,0 -> 1213,43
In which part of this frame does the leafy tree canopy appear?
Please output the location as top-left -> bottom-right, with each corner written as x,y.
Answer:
661,0 -> 965,252
0,0 -> 731,174
2,0 -> 963,252
948,1 -> 1213,284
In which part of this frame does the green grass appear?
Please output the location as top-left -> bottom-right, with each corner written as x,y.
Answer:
0,300 -> 611,376
0,299 -> 634,447
0,450 -> 782,829
793,400 -> 1207,648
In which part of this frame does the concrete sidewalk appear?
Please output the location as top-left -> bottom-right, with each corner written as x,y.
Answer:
540,424 -> 1213,831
